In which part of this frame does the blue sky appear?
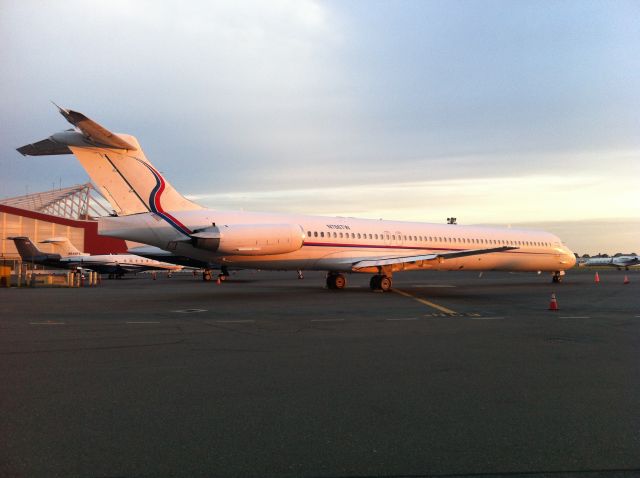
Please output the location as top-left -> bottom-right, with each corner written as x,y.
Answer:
1,0 -> 638,253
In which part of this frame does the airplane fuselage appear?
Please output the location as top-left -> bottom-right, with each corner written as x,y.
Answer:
100,209 -> 577,273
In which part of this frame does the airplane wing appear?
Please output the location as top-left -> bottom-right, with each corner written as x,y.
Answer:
352,246 -> 518,271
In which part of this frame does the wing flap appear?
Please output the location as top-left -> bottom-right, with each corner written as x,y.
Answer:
352,246 -> 518,271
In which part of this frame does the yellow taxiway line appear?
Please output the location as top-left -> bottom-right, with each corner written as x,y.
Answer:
393,288 -> 457,314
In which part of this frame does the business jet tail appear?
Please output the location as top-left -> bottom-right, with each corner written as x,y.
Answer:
17,106 -> 203,216
40,237 -> 86,257
9,236 -> 60,262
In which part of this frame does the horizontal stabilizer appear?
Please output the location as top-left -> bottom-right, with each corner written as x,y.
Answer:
17,138 -> 72,156
57,106 -> 136,150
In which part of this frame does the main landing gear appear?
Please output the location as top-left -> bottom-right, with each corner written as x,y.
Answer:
326,272 -> 347,290
552,271 -> 563,283
370,274 -> 393,292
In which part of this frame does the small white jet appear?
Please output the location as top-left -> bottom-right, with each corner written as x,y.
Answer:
17,107 -> 577,290
11,236 -> 182,278
580,255 -> 639,270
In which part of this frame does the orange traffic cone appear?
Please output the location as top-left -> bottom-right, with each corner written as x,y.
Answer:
216,276 -> 221,285
549,293 -> 559,311
594,272 -> 600,283
623,275 -> 630,285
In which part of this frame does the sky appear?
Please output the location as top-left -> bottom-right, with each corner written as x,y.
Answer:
0,0 -> 638,254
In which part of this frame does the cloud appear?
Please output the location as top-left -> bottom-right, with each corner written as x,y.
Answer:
187,171 -> 640,223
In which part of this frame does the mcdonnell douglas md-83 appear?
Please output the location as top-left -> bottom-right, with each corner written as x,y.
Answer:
17,106 -> 576,291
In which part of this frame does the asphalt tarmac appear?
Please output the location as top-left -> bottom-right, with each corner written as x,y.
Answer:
1,269 -> 639,477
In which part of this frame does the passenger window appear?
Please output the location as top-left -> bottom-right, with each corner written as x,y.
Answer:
339,232 -> 343,238
307,231 -> 311,237
314,231 -> 318,237
369,234 -> 372,239
333,232 -> 337,238
352,233 -> 356,239
374,234 -> 378,240
320,232 -> 324,238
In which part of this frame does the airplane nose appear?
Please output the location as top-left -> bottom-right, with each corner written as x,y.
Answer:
565,250 -> 577,268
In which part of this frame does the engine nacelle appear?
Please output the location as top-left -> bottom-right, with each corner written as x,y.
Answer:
191,223 -> 305,256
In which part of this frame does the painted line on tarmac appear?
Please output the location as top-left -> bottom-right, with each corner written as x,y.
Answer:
126,321 -> 160,324
311,318 -> 345,322
173,308 -> 208,313
30,322 -> 65,325
393,289 -> 457,314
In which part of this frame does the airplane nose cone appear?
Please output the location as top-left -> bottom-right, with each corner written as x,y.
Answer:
565,251 -> 577,268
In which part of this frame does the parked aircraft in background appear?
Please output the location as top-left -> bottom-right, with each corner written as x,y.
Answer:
9,236 -> 183,278
17,107 -> 577,290
580,255 -> 640,270
126,244 -> 210,270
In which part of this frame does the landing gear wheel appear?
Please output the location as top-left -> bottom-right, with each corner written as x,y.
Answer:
326,273 -> 346,290
370,274 -> 392,291
379,276 -> 392,292
370,275 -> 381,290
203,270 -> 212,281
552,273 -> 562,283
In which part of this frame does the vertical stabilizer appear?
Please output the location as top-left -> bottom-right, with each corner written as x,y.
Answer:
17,107 -> 204,216
40,237 -> 87,257
10,237 -> 45,259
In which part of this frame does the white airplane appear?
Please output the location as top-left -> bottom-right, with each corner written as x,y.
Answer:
10,236 -> 182,278
580,255 -> 639,270
17,107 -> 577,290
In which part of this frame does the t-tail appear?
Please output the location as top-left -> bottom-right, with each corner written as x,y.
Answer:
17,105 -> 203,217
9,236 -> 61,263
39,237 -> 87,257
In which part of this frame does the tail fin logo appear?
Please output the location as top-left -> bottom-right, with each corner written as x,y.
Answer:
135,159 -> 193,237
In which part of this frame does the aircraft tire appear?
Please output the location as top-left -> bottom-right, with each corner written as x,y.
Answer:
379,276 -> 392,292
